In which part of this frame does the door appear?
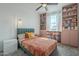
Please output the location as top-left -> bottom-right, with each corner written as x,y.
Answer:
70,30 -> 78,47
61,30 -> 70,45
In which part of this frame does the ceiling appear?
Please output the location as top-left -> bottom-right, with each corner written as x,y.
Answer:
34,3 -> 71,13
0,3 -> 71,14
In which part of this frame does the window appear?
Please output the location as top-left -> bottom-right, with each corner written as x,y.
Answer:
50,14 -> 58,31
47,12 -> 61,31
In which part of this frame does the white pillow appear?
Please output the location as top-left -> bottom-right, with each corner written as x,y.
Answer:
18,34 -> 25,44
18,34 -> 25,39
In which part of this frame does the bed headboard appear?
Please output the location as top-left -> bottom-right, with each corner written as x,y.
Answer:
17,28 -> 34,34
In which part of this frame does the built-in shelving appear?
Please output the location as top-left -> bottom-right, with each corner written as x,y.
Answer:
62,4 -> 78,30
61,3 -> 78,47
40,13 -> 47,37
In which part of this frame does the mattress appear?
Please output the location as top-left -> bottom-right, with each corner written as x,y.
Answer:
21,37 -> 57,56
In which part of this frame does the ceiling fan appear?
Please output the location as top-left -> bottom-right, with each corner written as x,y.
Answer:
36,3 -> 58,11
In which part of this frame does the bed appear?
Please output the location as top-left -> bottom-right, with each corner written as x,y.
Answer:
17,28 -> 57,56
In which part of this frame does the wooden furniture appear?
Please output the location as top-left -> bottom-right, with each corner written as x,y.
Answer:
47,31 -> 61,42
17,28 -> 35,56
40,13 -> 47,37
17,28 -> 57,56
61,3 -> 78,47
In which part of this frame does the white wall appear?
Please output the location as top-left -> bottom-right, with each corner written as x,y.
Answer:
0,3 -> 40,51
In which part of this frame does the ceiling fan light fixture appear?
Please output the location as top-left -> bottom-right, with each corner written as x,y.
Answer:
42,3 -> 47,7
36,3 -> 58,11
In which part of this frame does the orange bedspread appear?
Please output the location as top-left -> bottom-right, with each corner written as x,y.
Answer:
21,37 -> 57,56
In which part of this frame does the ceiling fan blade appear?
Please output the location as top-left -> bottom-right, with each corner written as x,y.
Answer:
47,3 -> 58,5
36,5 -> 42,11
45,7 -> 48,11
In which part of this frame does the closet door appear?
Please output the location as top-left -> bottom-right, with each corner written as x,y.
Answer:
70,30 -> 78,47
61,30 -> 70,45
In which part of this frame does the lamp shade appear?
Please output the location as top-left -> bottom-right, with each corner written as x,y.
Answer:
18,19 -> 22,25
